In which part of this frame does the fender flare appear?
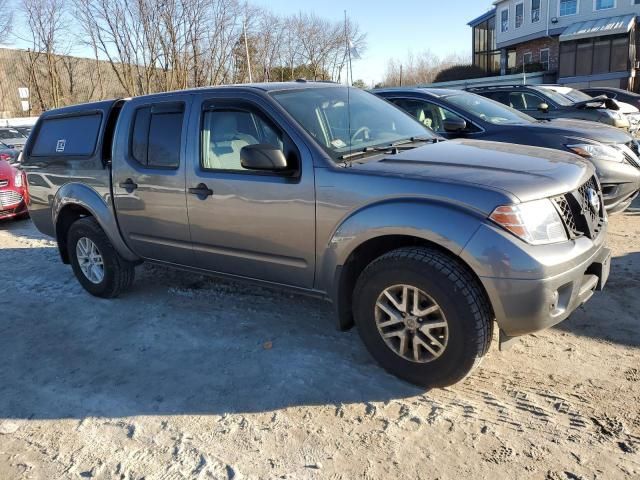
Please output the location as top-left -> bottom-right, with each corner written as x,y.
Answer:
319,198 -> 486,328
52,182 -> 140,263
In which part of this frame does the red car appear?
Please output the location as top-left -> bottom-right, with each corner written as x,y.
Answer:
0,159 -> 29,220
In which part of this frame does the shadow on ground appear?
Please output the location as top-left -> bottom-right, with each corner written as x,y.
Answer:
0,244 -> 420,420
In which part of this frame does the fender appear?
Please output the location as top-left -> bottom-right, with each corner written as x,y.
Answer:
318,198 -> 487,303
52,182 -> 141,263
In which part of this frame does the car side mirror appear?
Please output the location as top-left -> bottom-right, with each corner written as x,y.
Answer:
538,102 -> 549,113
240,144 -> 289,172
443,117 -> 467,133
442,118 -> 467,133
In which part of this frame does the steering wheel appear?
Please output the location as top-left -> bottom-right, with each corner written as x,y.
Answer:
351,126 -> 370,144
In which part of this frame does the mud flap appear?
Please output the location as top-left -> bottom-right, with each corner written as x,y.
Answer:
499,329 -> 520,351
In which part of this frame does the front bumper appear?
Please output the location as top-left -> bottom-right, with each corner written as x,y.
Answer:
461,221 -> 609,338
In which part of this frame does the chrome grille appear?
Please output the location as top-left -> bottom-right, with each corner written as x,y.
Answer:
0,179 -> 8,187
0,190 -> 23,208
553,176 -> 605,240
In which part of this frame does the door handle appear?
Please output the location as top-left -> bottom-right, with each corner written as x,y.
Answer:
188,183 -> 214,199
119,178 -> 138,192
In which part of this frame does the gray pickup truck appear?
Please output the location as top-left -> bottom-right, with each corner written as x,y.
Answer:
22,82 -> 611,387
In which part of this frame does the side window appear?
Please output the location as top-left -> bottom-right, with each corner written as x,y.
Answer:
390,98 -> 479,134
509,92 -> 546,110
201,108 -> 284,171
31,113 -> 102,157
130,103 -> 184,169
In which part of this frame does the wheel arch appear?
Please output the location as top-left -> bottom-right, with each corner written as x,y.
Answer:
52,183 -> 140,264
321,200 -> 492,331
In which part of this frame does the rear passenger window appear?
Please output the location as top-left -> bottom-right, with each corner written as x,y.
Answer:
130,103 -> 184,169
31,113 -> 102,157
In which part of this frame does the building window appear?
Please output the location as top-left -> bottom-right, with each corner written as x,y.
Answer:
531,0 -> 541,22
501,9 -> 509,33
559,35 -> 630,78
472,14 -> 501,76
559,0 -> 578,16
515,3 -> 524,28
576,41 -> 594,76
540,48 -> 550,70
523,52 -> 533,65
595,0 -> 615,9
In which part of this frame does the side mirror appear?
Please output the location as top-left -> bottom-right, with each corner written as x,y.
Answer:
240,144 -> 289,172
538,102 -> 549,113
443,117 -> 467,133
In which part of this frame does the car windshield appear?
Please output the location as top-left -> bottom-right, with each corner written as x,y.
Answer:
558,88 -> 593,103
445,92 -> 535,125
536,88 -> 575,107
0,129 -> 24,140
271,86 -> 434,160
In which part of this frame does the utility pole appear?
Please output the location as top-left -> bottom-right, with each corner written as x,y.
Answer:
243,19 -> 253,83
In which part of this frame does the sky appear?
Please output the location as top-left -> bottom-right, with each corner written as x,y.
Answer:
251,0 -> 494,86
4,0 -> 494,86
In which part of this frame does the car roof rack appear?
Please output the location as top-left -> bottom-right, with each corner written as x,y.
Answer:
467,84 -> 535,91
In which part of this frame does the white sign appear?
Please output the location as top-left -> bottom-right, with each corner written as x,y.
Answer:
18,88 -> 29,99
20,101 -> 29,112
56,139 -> 66,152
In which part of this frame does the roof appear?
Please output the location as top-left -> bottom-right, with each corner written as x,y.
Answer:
467,8 -> 496,27
371,87 -> 465,98
560,14 -> 636,42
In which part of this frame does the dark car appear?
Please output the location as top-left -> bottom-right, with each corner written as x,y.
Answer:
581,87 -> 640,110
373,88 -> 640,214
0,141 -> 20,165
14,126 -> 33,138
468,85 -> 630,131
0,127 -> 27,151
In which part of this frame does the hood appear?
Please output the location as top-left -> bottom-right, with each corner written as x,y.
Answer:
351,139 -> 592,203
0,159 -> 16,180
614,100 -> 640,115
531,118 -> 633,144
572,95 -> 618,110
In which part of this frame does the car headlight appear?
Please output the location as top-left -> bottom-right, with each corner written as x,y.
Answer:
490,199 -> 567,245
14,172 -> 23,187
567,143 -> 625,163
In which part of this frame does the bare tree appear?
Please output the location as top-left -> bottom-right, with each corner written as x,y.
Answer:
382,50 -> 471,87
0,0 -> 12,43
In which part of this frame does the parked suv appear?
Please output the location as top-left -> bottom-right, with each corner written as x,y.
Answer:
469,85 -> 630,130
373,88 -> 640,214
22,82 -> 610,388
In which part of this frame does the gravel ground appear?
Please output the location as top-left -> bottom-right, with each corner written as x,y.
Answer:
0,200 -> 639,480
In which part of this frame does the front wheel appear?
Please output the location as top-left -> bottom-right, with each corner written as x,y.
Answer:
67,217 -> 135,298
353,247 -> 493,388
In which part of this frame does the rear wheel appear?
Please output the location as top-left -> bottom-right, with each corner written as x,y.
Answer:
353,247 -> 493,388
67,217 -> 135,298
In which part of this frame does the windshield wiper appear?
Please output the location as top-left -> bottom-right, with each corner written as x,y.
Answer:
337,137 -> 441,161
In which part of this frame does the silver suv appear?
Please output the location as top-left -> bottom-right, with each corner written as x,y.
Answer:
21,82 -> 611,387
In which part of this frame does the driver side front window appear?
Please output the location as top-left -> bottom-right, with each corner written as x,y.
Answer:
390,98 -> 474,134
201,108 -> 284,171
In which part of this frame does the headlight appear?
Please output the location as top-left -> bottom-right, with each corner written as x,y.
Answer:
489,199 -> 567,245
14,172 -> 23,187
567,143 -> 625,163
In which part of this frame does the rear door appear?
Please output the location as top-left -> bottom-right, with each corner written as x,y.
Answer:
112,94 -> 193,265
183,91 -> 316,288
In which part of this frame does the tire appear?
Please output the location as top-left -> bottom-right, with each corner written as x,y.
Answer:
67,217 -> 135,298
353,247 -> 493,388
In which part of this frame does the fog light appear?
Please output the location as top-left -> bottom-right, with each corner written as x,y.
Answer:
550,291 -> 559,311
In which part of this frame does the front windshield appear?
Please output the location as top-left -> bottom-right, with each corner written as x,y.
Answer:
271,87 -> 434,160
0,129 -> 23,140
537,88 -> 574,106
558,88 -> 593,103
446,92 -> 535,125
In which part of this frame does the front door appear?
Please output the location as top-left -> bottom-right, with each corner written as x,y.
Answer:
184,93 -> 316,288
112,95 -> 193,265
